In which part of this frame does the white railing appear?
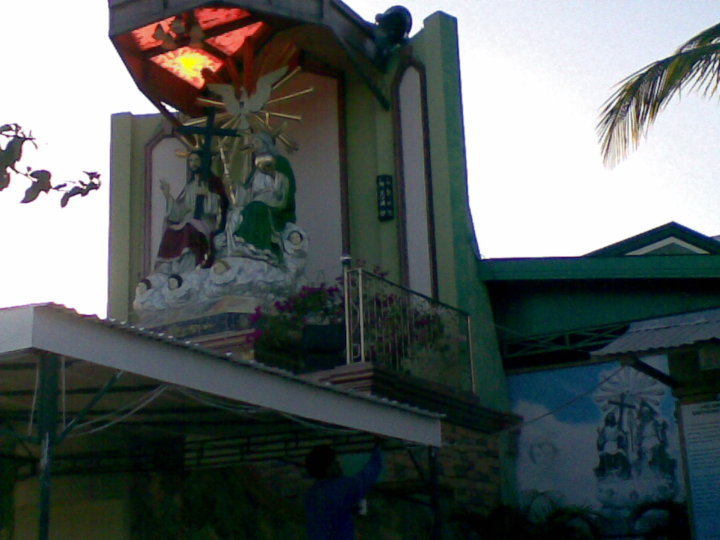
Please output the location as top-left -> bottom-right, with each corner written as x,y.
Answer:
343,268 -> 474,392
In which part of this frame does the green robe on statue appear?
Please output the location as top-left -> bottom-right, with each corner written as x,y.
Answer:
234,154 -> 296,259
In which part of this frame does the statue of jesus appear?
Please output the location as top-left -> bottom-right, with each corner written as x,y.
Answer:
155,151 -> 229,274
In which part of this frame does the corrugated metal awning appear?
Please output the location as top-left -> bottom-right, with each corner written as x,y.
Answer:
0,303 -> 442,449
592,307 -> 720,358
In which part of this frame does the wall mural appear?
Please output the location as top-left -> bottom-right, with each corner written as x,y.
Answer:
509,356 -> 683,533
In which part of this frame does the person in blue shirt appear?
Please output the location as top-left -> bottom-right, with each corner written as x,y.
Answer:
304,442 -> 383,539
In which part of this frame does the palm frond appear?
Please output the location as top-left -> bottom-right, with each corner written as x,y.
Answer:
598,35 -> 720,167
677,21 -> 720,52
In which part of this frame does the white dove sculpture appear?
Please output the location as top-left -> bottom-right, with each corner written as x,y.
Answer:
208,66 -> 288,129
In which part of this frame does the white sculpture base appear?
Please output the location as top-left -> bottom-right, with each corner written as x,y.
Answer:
133,255 -> 306,326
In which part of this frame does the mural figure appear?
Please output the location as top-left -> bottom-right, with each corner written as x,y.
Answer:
595,411 -> 631,479
511,363 -> 682,538
228,132 -> 296,263
155,151 -> 229,274
591,366 -> 679,534
635,400 -> 675,477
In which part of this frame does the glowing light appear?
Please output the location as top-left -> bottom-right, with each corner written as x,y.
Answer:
131,17 -> 174,50
130,9 -> 256,52
207,22 -> 266,55
195,7 -> 251,29
151,47 -> 223,88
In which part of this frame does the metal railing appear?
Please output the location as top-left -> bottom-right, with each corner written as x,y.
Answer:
343,268 -> 474,392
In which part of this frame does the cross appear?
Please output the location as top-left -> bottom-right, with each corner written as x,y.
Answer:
609,392 -> 637,428
175,107 -> 243,187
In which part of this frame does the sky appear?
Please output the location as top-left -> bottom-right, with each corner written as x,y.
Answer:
1,1 -> 720,316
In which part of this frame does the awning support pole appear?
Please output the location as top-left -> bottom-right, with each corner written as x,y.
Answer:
37,353 -> 59,540
429,446 -> 441,539
624,356 -> 680,389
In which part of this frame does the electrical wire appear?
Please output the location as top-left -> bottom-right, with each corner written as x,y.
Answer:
173,386 -> 261,415
174,386 -> 354,434
69,385 -> 168,437
276,410 -> 358,434
503,365 -> 627,434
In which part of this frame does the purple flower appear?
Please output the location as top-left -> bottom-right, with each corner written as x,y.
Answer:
248,306 -> 264,324
245,328 -> 263,344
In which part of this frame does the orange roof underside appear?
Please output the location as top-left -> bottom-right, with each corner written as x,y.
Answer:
130,7 -> 258,53
207,21 -> 265,56
126,7 -> 268,91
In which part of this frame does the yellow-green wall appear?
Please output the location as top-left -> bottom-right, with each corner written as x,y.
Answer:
15,474 -> 131,540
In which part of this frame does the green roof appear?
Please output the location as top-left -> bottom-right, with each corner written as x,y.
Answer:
586,221 -> 720,257
480,253 -> 720,281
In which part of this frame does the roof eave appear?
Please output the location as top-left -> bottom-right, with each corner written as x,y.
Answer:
0,304 -> 442,447
480,254 -> 720,281
107,0 -> 380,66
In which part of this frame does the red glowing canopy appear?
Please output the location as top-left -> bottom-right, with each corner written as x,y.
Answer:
112,6 -> 274,116
128,8 -> 262,57
110,0 -> 388,115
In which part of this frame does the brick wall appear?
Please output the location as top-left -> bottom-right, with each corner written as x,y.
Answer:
440,422 -> 502,511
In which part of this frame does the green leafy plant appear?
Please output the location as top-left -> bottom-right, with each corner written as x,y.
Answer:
450,500 -> 603,539
632,499 -> 690,539
247,281 -> 344,370
451,492 -> 691,540
361,288 -> 449,365
599,21 -> 720,167
130,468 -> 306,539
0,440 -> 16,540
248,264 -> 461,377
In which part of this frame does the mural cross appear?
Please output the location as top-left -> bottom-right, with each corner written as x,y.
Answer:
609,392 -> 636,426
